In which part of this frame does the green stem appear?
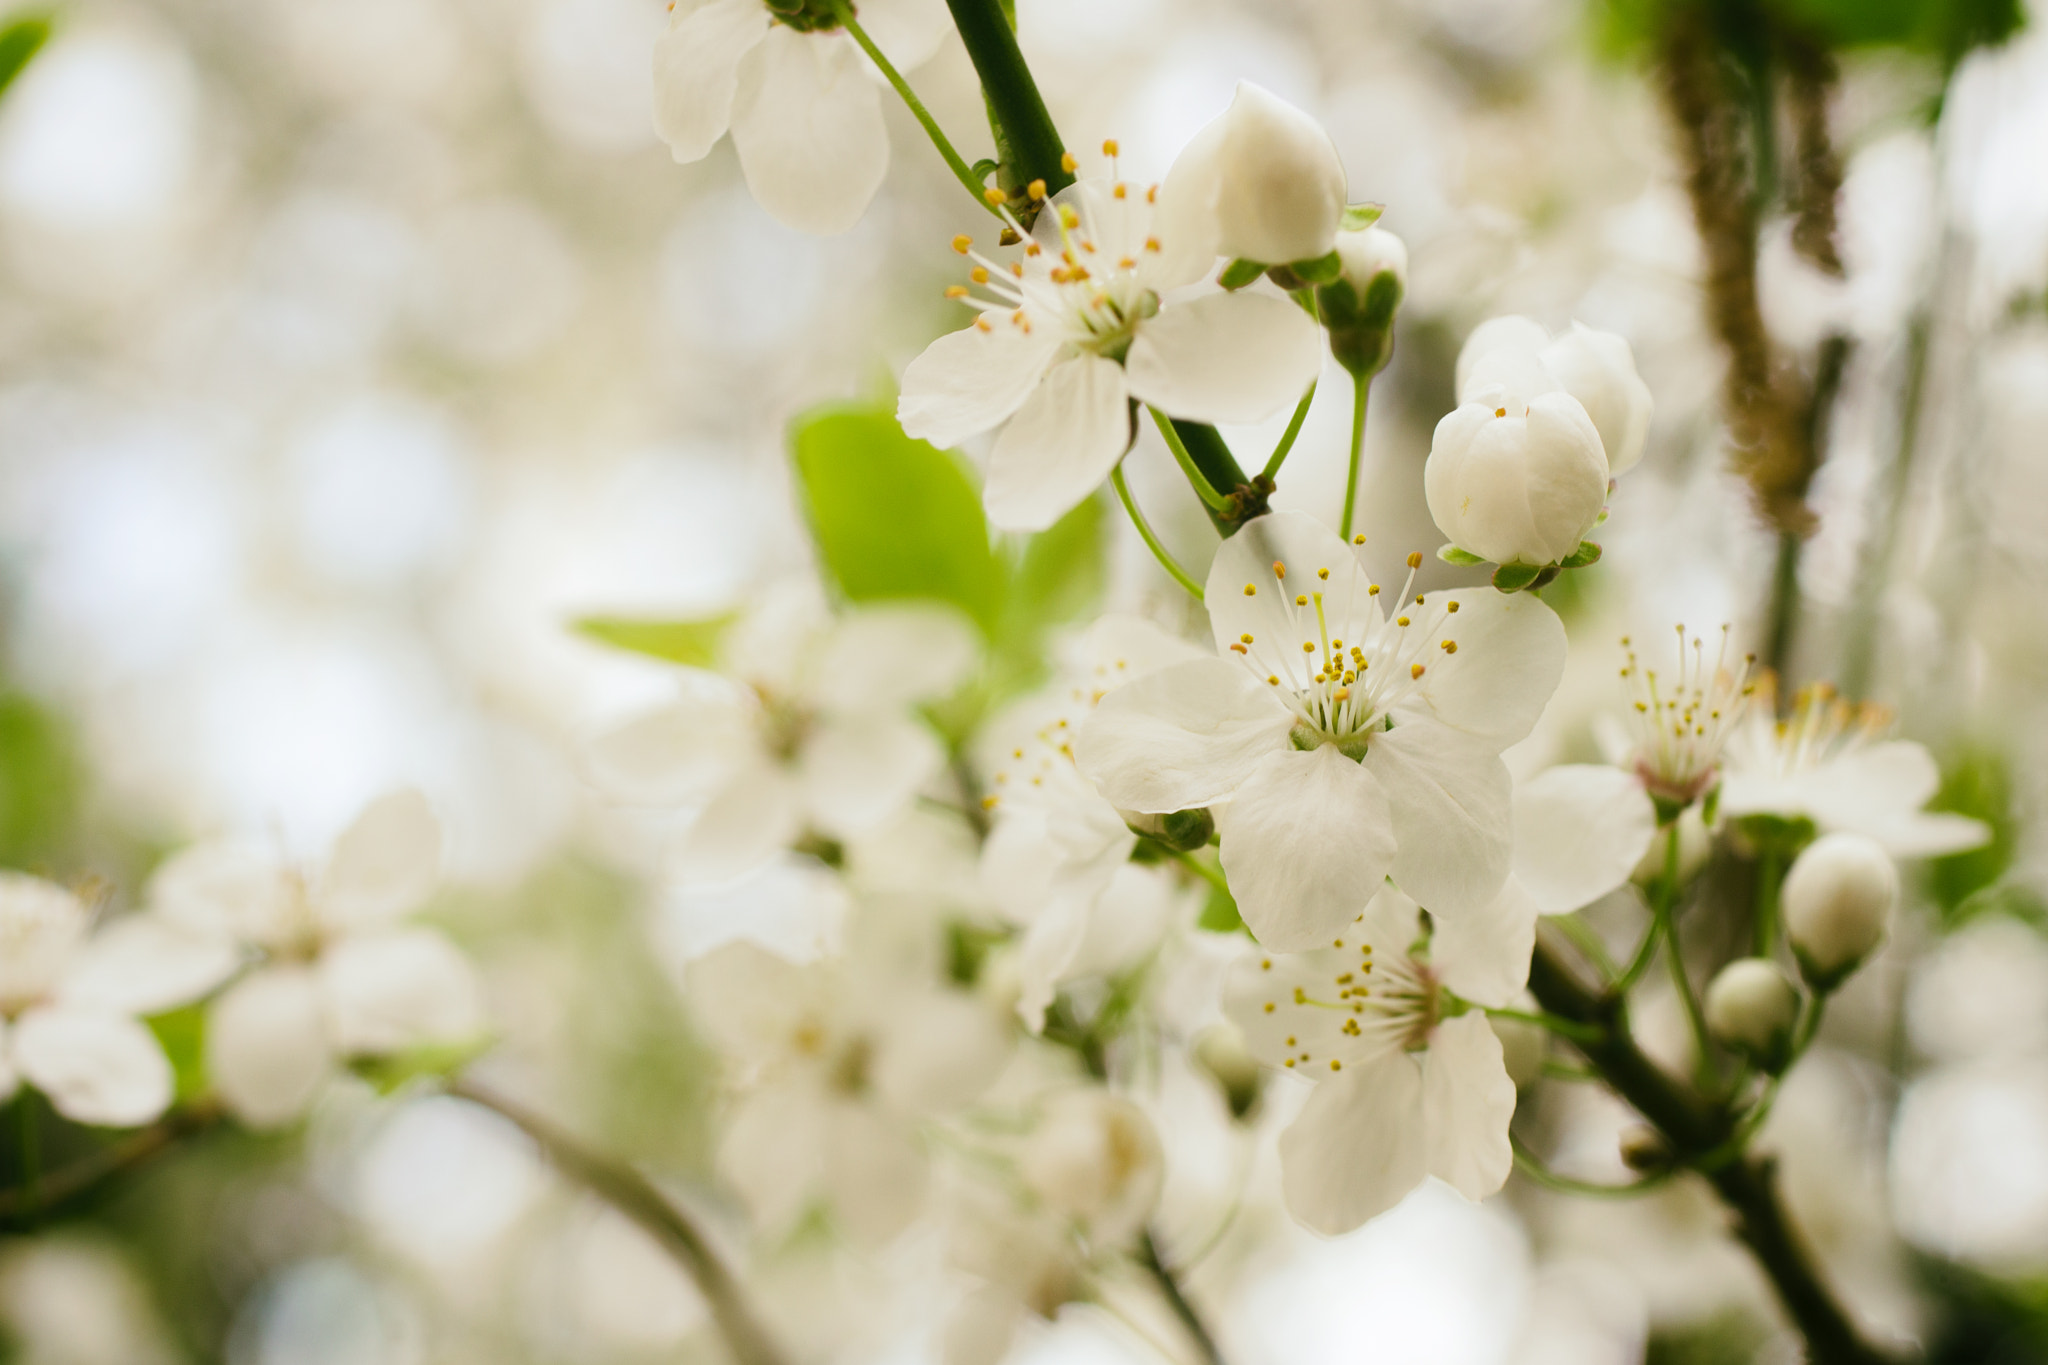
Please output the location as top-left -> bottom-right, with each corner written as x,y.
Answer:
1481,1004 -> 1605,1048
1171,848 -> 1229,896
1754,845 -> 1782,957
1111,463 -> 1204,601
1339,375 -> 1371,541
1553,912 -> 1620,985
1150,407 -> 1233,513
940,0 -> 1072,202
837,8 -> 994,215
1511,1135 -> 1676,1199
0,1100 -> 222,1226
1653,825 -> 1718,1087
1615,916 -> 1663,995
1136,1228 -> 1228,1365
1762,528 -> 1802,686
1172,420 -> 1261,536
16,1091 -> 39,1228
1260,380 -> 1317,483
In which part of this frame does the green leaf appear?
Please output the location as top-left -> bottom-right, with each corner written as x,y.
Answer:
1437,544 -> 1488,566
573,613 -> 735,668
1287,249 -> 1344,285
1492,562 -> 1542,593
1560,540 -> 1603,569
348,1037 -> 494,1096
1198,879 -> 1244,933
0,13 -> 51,103
1217,257 -> 1266,291
1340,202 -> 1385,231
1928,747 -> 2017,921
1006,493 -> 1106,642
147,1004 -> 210,1104
790,405 -> 1004,636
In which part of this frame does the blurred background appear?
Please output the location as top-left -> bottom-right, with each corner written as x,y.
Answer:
1,0 -> 2046,1360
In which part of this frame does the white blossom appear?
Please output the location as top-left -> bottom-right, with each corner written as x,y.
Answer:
1704,958 -> 1801,1061
1456,315 -> 1654,477
1610,625 -> 1757,813
1784,832 -> 1897,988
1425,387 -> 1607,568
1157,80 -> 1348,268
1075,511 -> 1564,950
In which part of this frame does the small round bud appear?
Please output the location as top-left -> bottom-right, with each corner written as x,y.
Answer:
1784,833 -> 1897,990
1160,81 -> 1346,267
1320,226 -> 1407,380
1424,391 -> 1607,566
1619,1123 -> 1673,1173
1193,1023 -> 1262,1119
1119,806 -> 1214,852
1704,958 -> 1801,1070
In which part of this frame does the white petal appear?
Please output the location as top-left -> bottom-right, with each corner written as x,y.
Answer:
1420,1013 -> 1516,1202
147,841 -> 292,943
1012,894 -> 1089,1032
1152,114 -> 1226,283
585,693 -> 752,805
813,605 -> 980,713
1866,812 -> 1993,860
651,0 -> 768,162
1278,1055 -> 1429,1234
1124,291 -> 1323,425
1204,508 -> 1378,654
897,320 -> 1062,450
1408,589 -> 1566,747
319,928 -> 485,1055
1511,765 -> 1658,914
729,28 -> 887,235
683,941 -> 815,1061
13,1007 -> 173,1128
1431,876 -> 1538,1008
848,0 -> 953,67
1223,939 -> 1402,1071
673,758 -> 804,886
57,916 -> 240,1017
208,966 -> 334,1128
321,789 -> 442,928
1541,322 -> 1653,477
719,1085 -> 826,1236
1363,720 -> 1512,918
799,713 -> 943,838
822,1099 -> 928,1245
1800,739 -> 1940,830
1073,658 -> 1293,813
984,354 -> 1133,532
1454,315 -> 1549,398
1216,745 -> 1396,952
870,989 -> 1009,1114
1070,612 -> 1206,680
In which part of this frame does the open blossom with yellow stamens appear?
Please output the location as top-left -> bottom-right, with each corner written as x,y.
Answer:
1222,883 -> 1533,1233
1618,624 -> 1757,814
897,148 -> 1323,531
1074,511 -> 1566,951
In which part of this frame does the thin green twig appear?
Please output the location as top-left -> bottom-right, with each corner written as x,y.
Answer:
1259,381 -> 1317,483
1338,375 -> 1371,541
1753,845 -> 1782,957
1552,912 -> 1621,985
1111,463 -> 1204,600
1652,825 -> 1718,1087
1512,1134 -> 1676,1199
1171,848 -> 1229,895
836,6 -> 996,216
1150,407 -> 1233,512
1482,1004 -> 1605,1048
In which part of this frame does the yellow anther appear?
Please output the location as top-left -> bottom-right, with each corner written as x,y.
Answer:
1352,534 -> 1366,545
971,266 -> 989,283
1261,959 -> 1272,970
1441,640 -> 1457,653
1119,256 -> 1136,268
1113,184 -> 1127,200
1295,593 -> 1308,606
1144,235 -> 1161,252
980,795 -> 999,809
1330,1059 -> 1342,1071
1332,639 -> 1343,649
951,234 -> 972,254
1243,583 -> 1257,596
1061,151 -> 1078,172
1230,642 -> 1247,654
1415,594 -> 1425,605
1146,185 -> 1158,203
1334,687 -> 1350,700
944,285 -> 969,299
1368,584 -> 1381,596
1264,1002 -> 1275,1013
1027,178 -> 1047,200
1059,206 -> 1079,228
983,187 -> 1007,206
1494,406 -> 1507,417
1273,560 -> 1286,579
1447,601 -> 1460,613
1396,615 -> 1410,627
1411,663 -> 1425,679
1302,642 -> 1316,653
1102,138 -> 1119,157
1268,675 -> 1279,685
1240,633 -> 1254,644
975,315 -> 992,332
1317,567 -> 1330,580
1407,551 -> 1423,569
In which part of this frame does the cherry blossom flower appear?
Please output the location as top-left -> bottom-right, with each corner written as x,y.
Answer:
1156,80 -> 1347,268
1222,881 -> 1536,1233
1456,315 -> 1654,477
1075,510 -> 1565,950
897,174 -> 1323,531
1608,625 -> 1758,816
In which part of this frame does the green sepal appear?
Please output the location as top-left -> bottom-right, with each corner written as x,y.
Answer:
1437,544 -> 1487,566
1217,257 -> 1266,291
1340,202 -> 1385,231
1286,249 -> 1344,285
573,613 -> 736,669
1197,877 -> 1244,933
349,1036 -> 495,1096
1492,562 -> 1542,593
1560,540 -> 1603,569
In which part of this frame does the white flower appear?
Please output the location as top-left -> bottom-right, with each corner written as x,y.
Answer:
591,587 -> 979,886
1075,510 -> 1565,950
1157,81 -> 1348,267
147,790 -> 486,1128
1704,958 -> 1801,1062
652,0 -> 950,234
975,615 -> 1202,1028
1608,625 -> 1758,813
1016,1088 -> 1163,1246
896,177 -> 1323,531
1718,677 -> 1990,857
1222,881 -> 1536,1233
1784,832 -> 1896,988
0,874 -> 229,1128
1456,315 -> 1654,477
1425,388 -> 1608,568
1508,762 -> 1660,915
685,937 -> 1009,1245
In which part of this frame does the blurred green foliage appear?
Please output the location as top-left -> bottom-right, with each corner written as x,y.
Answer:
1926,746 -> 2046,930
0,692 -> 82,871
572,613 -> 735,668
0,12 -> 51,103
1591,0 -> 2023,69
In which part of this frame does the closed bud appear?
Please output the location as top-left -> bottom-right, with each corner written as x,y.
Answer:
1785,833 -> 1897,990
1619,1123 -> 1672,1173
1162,81 -> 1346,268
1704,958 -> 1801,1070
1319,226 -> 1407,380
1456,316 -> 1653,477
1120,806 -> 1214,852
1424,392 -> 1607,566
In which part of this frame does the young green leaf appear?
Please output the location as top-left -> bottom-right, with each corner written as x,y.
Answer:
1437,544 -> 1488,567
573,614 -> 736,668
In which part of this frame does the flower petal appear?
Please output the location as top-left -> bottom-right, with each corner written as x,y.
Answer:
13,1007 -> 173,1128
897,320 -> 1062,450
1124,291 -> 1322,426
321,788 -> 442,928
984,354 -> 1133,532
147,841 -> 292,943
208,966 -> 334,1128
729,28 -> 887,234
320,928 -> 485,1056
1421,1013 -> 1515,1202
1363,720 -> 1512,918
1204,508 -> 1378,657
823,1099 -> 928,1245
651,0 -> 769,163
1431,876 -> 1538,1008
1511,764 -> 1658,914
1278,1055 -> 1429,1234
1454,315 -> 1549,399
1408,589 -> 1566,746
1223,938 -> 1401,1071
1073,658 -> 1293,813
870,989 -> 1009,1114
849,0 -> 954,70
674,757 -> 804,886
719,1084 -> 827,1237
799,712 -> 943,839
1012,892 -> 1089,1033
57,915 -> 240,1017
813,604 -> 980,714
586,692 -> 752,806
1217,745 -> 1397,951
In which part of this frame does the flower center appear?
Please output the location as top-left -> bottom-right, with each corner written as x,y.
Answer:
1730,673 -> 1888,783
1260,936 -> 1443,1073
1621,624 -> 1756,807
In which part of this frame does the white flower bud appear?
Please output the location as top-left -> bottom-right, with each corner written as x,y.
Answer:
1455,315 -> 1551,397
1321,226 -> 1407,379
1538,324 -> 1653,477
1334,225 -> 1407,291
1163,81 -> 1346,267
1704,958 -> 1801,1067
1018,1090 -> 1162,1245
1785,833 -> 1897,989
1424,392 -> 1608,566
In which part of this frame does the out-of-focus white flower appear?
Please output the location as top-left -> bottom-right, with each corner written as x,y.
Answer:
941,1178 -> 1087,1365
0,874 -> 225,1128
147,790 -> 486,1127
1076,511 -> 1564,950
897,177 -> 1322,531
1784,832 -> 1896,989
1718,677 -> 1990,858
1223,882 -> 1534,1233
652,0 -> 950,234
1603,625 -> 1757,815
1509,764 -> 1659,915
591,586 -> 978,886
1425,389 -> 1607,568
1158,81 -> 1348,268
975,615 -> 1201,1028
685,938 -> 1009,1245
1017,1089 -> 1163,1246
1704,958 -> 1800,1065
1456,316 -> 1654,477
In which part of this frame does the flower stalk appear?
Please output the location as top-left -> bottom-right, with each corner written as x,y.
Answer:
941,0 -> 1071,214
836,4 -> 993,214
